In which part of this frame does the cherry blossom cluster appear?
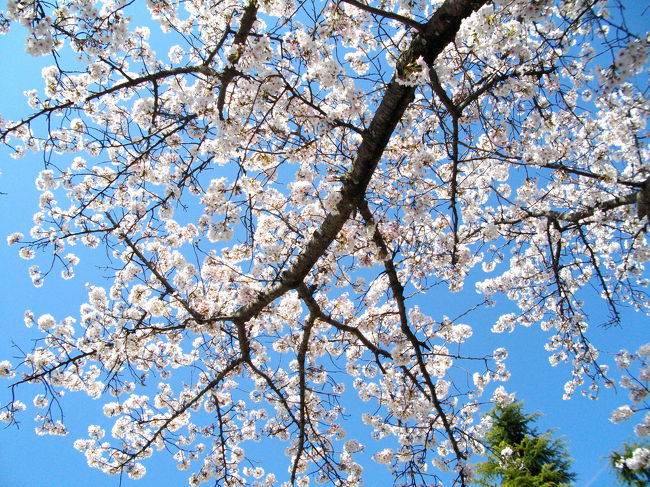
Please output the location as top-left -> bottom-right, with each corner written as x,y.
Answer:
610,344 -> 650,438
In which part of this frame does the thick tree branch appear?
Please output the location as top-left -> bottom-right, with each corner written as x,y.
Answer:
536,191 -> 638,224
339,0 -> 424,30
291,312 -> 316,484
357,200 -> 429,350
216,1 -> 258,120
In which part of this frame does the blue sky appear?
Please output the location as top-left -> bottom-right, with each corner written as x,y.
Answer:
0,4 -> 648,487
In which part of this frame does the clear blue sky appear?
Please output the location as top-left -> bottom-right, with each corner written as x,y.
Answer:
0,5 -> 647,487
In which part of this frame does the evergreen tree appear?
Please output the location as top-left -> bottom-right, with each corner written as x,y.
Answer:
609,440 -> 650,487
475,402 -> 575,487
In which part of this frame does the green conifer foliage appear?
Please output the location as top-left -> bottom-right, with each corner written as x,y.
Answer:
475,402 -> 575,487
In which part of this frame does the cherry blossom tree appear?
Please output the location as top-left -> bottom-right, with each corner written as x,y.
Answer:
0,0 -> 648,485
